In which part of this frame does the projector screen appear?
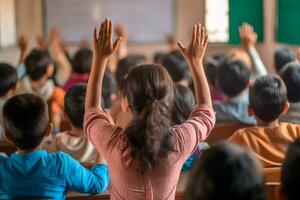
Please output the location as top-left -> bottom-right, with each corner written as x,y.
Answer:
43,0 -> 175,44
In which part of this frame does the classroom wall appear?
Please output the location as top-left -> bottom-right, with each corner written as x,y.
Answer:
0,0 -> 284,72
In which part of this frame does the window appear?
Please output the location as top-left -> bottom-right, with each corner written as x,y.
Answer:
205,0 -> 229,43
0,0 -> 16,48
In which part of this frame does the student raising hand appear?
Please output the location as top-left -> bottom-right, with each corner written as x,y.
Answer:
93,18 -> 121,59
177,24 -> 212,107
86,18 -> 121,111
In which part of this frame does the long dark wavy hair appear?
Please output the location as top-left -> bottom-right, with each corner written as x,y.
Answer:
116,64 -> 176,172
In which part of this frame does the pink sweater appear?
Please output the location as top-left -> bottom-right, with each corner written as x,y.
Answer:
84,105 -> 215,200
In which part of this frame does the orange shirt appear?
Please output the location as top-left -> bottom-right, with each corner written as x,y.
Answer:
229,123 -> 300,167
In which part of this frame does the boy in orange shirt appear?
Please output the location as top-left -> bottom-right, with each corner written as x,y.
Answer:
229,75 -> 300,167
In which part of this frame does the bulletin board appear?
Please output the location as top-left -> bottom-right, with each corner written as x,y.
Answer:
43,0 -> 175,44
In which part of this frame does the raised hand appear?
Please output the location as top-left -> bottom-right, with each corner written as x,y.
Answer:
36,36 -> 49,50
93,18 -> 121,59
239,23 -> 257,50
115,24 -> 128,42
177,24 -> 208,66
18,36 -> 29,52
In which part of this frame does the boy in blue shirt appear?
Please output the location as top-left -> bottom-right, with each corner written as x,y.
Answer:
0,94 -> 109,199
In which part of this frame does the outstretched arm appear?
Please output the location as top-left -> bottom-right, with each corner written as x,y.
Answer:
18,36 -> 29,64
177,24 -> 212,107
239,23 -> 267,78
85,18 -> 121,111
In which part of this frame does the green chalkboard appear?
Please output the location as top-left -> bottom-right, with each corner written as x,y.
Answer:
277,0 -> 300,45
229,0 -> 264,44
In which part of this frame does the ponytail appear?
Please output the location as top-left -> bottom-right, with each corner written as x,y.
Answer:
124,100 -> 175,172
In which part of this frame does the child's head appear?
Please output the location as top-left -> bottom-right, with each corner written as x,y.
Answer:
281,138 -> 300,200
218,59 -> 250,98
0,63 -> 17,98
204,53 -> 226,88
249,75 -> 288,123
64,83 -> 86,129
153,52 -> 166,64
172,84 -> 195,125
25,49 -> 53,81
280,63 -> 300,103
162,50 -> 191,83
275,48 -> 295,73
184,142 -> 265,200
115,55 -> 146,85
72,48 -> 93,74
3,94 -> 51,150
120,64 -> 174,171
102,71 -> 117,109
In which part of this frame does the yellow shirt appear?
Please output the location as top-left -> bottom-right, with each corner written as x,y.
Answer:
229,123 -> 300,167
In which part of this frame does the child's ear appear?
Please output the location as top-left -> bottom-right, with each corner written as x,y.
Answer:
281,102 -> 290,116
248,105 -> 255,117
4,131 -> 14,145
46,64 -> 54,77
121,96 -> 131,113
45,123 -> 53,137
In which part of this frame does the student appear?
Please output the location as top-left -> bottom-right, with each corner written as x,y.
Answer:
0,63 -> 18,144
46,84 -> 96,163
63,48 -> 92,91
229,75 -> 300,167
280,138 -> 300,200
275,48 -> 295,73
21,49 -> 65,131
279,62 -> 300,124
84,19 -> 215,199
0,94 -> 109,199
184,142 -> 265,200
162,50 -> 191,86
102,71 -> 117,110
213,59 -> 256,124
204,54 -> 225,102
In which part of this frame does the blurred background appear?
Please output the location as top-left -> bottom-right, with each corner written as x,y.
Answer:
0,0 -> 298,72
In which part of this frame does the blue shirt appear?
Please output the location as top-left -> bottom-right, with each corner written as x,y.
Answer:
0,150 -> 109,200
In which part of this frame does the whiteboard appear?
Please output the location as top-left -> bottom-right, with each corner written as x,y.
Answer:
44,0 -> 175,44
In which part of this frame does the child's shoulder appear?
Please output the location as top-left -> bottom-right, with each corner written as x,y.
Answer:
52,87 -> 65,100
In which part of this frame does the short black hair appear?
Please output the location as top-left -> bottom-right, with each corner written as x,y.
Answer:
115,54 -> 146,85
153,52 -> 166,64
64,83 -> 86,128
218,59 -> 250,97
280,62 -> 300,103
0,63 -> 17,97
72,48 -> 93,74
249,75 -> 287,122
184,142 -> 265,200
274,48 -> 295,73
25,49 -> 52,81
3,94 -> 49,150
102,71 -> 117,109
172,84 -> 195,125
281,138 -> 300,200
162,50 -> 191,83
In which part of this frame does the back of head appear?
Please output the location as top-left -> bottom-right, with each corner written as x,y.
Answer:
205,57 -> 221,88
280,62 -> 300,103
281,138 -> 300,200
120,64 -> 175,172
172,84 -> 195,125
72,48 -> 93,74
218,59 -> 250,97
249,75 -> 287,122
102,71 -> 117,109
228,49 -> 252,69
3,94 -> 49,150
162,50 -> 191,83
65,83 -> 86,129
185,142 -> 265,200
115,54 -> 146,85
0,63 -> 17,97
25,49 -> 52,81
153,52 -> 166,64
275,48 -> 295,73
